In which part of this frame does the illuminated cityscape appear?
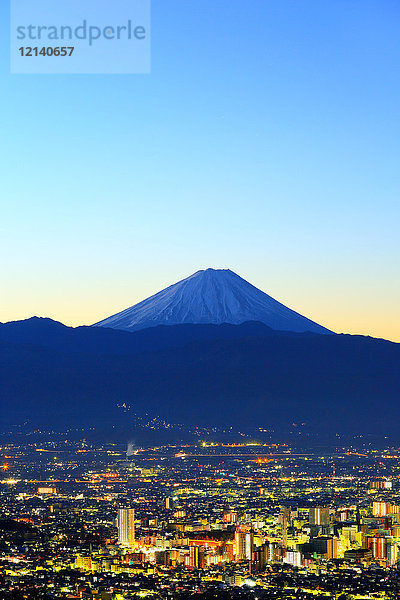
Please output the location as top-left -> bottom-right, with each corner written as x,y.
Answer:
2,434 -> 400,598
1,0 -> 399,598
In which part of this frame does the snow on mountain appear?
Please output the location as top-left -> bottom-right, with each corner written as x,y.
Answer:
93,268 -> 332,334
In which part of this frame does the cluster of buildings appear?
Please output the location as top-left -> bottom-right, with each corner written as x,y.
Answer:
1,437 -> 400,598
109,497 -> 400,573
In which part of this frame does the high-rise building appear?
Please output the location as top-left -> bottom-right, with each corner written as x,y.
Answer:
279,506 -> 291,546
235,529 -> 254,560
188,545 -> 205,569
252,542 -> 269,572
326,537 -> 338,559
283,550 -> 302,567
370,480 -> 392,490
309,507 -> 330,526
338,508 -> 351,522
279,506 -> 291,527
117,508 -> 135,548
366,535 -> 387,561
268,541 -> 282,562
223,511 -> 237,524
372,502 -> 392,517
165,497 -> 174,510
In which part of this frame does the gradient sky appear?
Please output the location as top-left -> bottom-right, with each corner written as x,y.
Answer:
1,0 -> 399,341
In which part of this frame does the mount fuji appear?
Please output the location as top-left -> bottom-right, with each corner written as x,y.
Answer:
2,270 -> 400,435
93,268 -> 332,334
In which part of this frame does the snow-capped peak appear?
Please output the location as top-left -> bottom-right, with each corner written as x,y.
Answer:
93,268 -> 332,334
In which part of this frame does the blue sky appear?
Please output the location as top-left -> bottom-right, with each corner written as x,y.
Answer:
1,0 -> 399,340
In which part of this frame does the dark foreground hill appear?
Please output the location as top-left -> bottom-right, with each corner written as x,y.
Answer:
0,316 -> 276,354
0,318 -> 399,436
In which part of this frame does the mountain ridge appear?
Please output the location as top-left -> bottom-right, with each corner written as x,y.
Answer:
0,316 -> 289,355
0,316 -> 399,436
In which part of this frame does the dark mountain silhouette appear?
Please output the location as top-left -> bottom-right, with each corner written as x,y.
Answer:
0,316 -> 277,353
0,317 -> 399,436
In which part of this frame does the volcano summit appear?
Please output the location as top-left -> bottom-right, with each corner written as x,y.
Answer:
94,268 -> 332,334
